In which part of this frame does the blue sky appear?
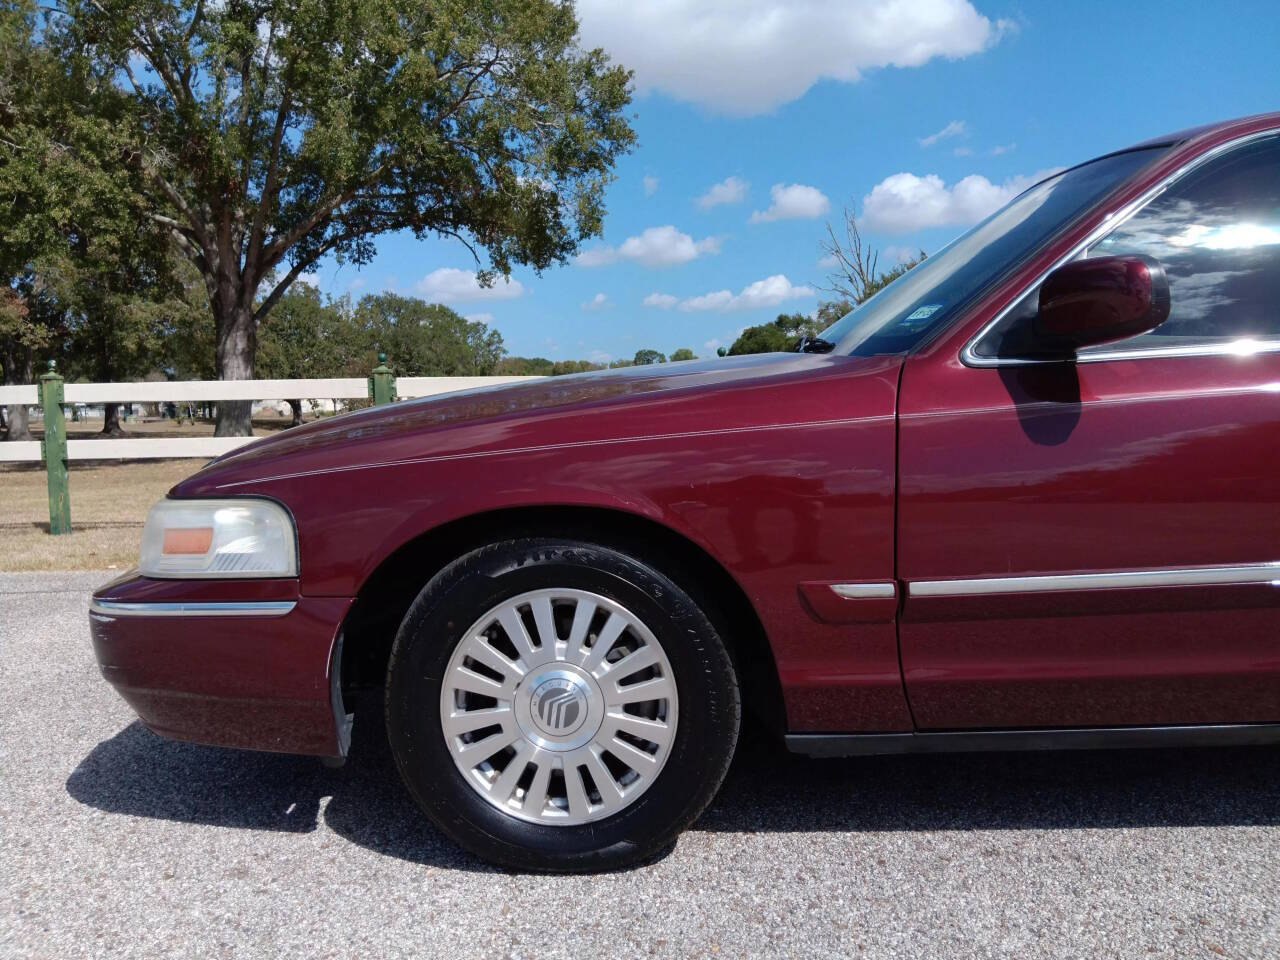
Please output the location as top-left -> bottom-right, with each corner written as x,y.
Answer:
304,0 -> 1280,364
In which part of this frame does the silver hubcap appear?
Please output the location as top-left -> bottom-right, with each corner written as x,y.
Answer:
439,588 -> 678,825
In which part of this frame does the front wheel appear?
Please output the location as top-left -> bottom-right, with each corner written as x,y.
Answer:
384,538 -> 741,872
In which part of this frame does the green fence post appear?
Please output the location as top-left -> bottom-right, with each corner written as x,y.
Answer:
369,352 -> 395,405
39,360 -> 71,535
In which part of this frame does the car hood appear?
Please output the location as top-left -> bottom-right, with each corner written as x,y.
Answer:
174,351 -> 901,494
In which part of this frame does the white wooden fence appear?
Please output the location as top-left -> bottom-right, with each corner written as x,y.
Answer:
0,375 -> 540,463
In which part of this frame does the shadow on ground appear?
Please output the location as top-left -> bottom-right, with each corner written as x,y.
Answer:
67,707 -> 1280,872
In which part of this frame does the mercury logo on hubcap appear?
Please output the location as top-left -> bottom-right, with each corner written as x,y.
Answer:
530,677 -> 588,736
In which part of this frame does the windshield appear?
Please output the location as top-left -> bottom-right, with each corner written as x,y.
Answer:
821,147 -> 1168,356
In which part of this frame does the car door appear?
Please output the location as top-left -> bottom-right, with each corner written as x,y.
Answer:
896,131 -> 1280,730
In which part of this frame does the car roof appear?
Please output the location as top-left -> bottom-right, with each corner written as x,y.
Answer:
1127,111 -> 1280,150
1016,112 -> 1280,196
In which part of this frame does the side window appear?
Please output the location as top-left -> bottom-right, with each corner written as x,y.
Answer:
976,134 -> 1280,358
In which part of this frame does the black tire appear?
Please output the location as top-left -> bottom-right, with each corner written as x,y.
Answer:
384,537 -> 741,872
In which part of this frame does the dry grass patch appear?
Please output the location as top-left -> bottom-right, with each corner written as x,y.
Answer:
0,460 -> 206,571
0,413 -> 328,571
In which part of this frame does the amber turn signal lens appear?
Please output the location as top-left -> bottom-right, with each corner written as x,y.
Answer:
162,527 -> 214,555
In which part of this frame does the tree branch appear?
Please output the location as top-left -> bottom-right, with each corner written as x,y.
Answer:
253,256 -> 317,323
151,214 -> 208,272
245,86 -> 291,278
136,20 -> 193,109
257,163 -> 386,270
179,0 -> 205,91
141,159 -> 214,258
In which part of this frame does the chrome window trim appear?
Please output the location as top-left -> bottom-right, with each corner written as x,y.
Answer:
830,582 -> 897,599
909,562 -> 1280,598
89,600 -> 297,618
961,128 -> 1280,369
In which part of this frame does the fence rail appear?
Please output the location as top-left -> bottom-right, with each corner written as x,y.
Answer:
0,437 -> 258,463
2,358 -> 543,533
0,374 -> 537,406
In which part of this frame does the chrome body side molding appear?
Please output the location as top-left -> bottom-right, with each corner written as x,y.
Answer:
830,582 -> 897,599
908,562 -> 1280,598
89,600 -> 297,618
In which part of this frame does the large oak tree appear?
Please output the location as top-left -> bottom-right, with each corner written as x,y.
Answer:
60,0 -> 635,434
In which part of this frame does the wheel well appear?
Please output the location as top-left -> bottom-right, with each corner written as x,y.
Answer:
339,505 -> 786,734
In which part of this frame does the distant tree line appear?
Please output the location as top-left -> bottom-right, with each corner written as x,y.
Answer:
497,346 -> 698,377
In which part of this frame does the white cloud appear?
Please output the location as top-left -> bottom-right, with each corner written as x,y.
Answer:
697,176 -> 749,210
681,290 -> 734,311
644,292 -> 679,309
296,271 -> 321,288
575,247 -> 622,268
643,175 -> 660,196
575,225 -> 722,268
989,142 -> 1016,155
417,268 -> 526,302
679,274 -> 815,312
464,312 -> 495,325
588,349 -> 613,365
582,292 -> 611,311
918,120 -> 966,147
952,146 -> 974,157
861,169 -> 1058,233
817,253 -> 839,269
575,1 -> 1011,115
750,183 -> 831,223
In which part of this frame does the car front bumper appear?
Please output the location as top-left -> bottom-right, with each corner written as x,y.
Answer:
89,572 -> 354,757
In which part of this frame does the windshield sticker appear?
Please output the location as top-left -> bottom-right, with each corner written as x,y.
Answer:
904,304 -> 943,324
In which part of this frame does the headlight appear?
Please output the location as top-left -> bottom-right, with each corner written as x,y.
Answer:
139,499 -> 298,578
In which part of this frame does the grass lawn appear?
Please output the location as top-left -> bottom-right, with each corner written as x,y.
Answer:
0,413 -> 304,571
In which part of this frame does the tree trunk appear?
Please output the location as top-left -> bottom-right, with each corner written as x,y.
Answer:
3,402 -> 30,441
286,399 -> 303,427
214,301 -> 256,436
2,348 -> 34,441
101,402 -> 125,436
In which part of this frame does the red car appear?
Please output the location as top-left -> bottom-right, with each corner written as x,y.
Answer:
92,113 -> 1280,871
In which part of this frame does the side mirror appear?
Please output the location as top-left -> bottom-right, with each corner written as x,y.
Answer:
1034,255 -> 1170,355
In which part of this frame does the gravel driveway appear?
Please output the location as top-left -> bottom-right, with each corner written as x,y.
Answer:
3,571 -> 1278,959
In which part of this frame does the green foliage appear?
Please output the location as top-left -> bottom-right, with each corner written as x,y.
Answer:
496,356 -> 605,376
726,313 -> 824,356
53,0 -> 637,432
632,348 -> 666,365
158,261 -> 221,380
257,286 -> 364,379
352,293 -> 505,376
2,1 -> 132,372
669,348 -> 696,362
2,0 -> 184,437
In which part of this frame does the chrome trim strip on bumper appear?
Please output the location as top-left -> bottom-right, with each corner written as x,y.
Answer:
909,562 -> 1280,598
830,582 -> 897,599
89,600 -> 297,618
